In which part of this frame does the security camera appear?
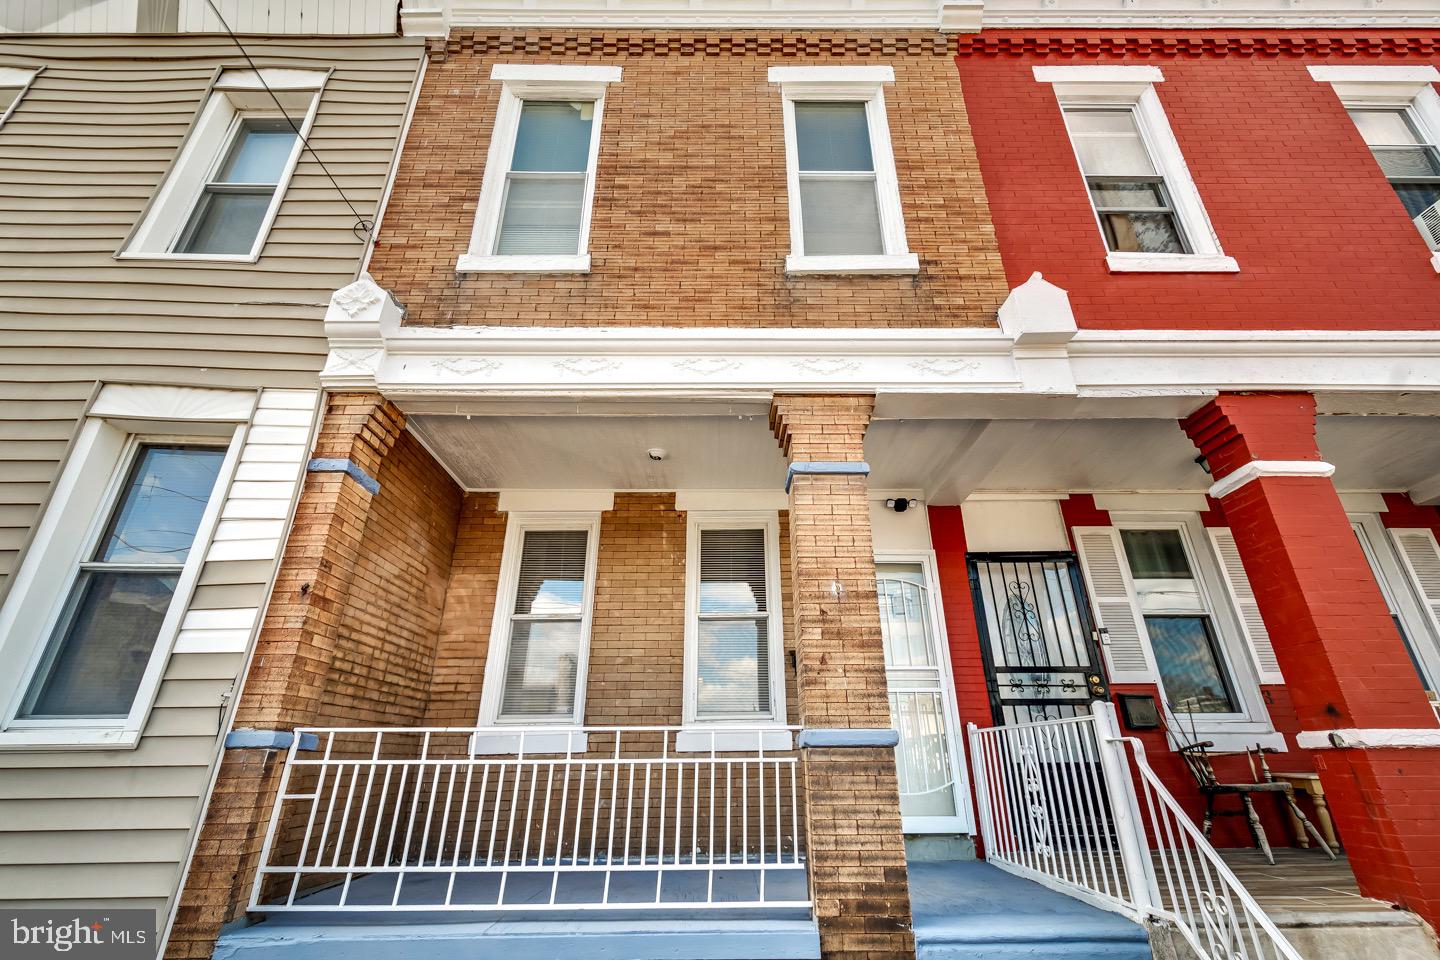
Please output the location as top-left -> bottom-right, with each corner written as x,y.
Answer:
647,448 -> 667,462
885,498 -> 916,513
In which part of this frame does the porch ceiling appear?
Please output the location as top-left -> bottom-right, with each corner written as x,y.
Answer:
407,411 -> 1440,505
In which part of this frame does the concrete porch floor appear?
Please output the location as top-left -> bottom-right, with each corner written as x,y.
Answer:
1214,848 -> 1394,916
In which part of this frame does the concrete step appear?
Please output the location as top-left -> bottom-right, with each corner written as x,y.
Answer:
909,860 -> 1153,960
1150,908 -> 1440,960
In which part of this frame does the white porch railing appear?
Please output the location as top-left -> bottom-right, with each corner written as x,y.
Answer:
249,726 -> 808,912
968,704 -> 1303,960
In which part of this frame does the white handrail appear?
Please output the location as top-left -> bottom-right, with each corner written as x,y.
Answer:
969,704 -> 1303,960
249,725 -> 808,912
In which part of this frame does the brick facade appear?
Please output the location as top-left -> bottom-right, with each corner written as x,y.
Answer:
367,31 -> 1009,329
1183,392 -> 1440,927
954,34 -> 1440,331
770,395 -> 914,960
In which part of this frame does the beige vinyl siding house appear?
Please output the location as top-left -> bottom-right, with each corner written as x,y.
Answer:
0,33 -> 424,936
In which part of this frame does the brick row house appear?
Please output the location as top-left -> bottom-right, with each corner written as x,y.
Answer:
5,0 -> 1440,959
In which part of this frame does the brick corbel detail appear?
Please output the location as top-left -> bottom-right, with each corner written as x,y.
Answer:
1180,391 -> 1440,927
165,393 -> 404,959
770,394 -> 914,960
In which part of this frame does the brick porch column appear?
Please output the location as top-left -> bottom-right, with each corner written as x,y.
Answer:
165,393 -> 404,959
770,394 -> 914,960
1182,392 -> 1440,927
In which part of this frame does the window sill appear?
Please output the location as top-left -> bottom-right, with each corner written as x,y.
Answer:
115,250 -> 261,265
468,728 -> 588,755
785,253 -> 919,276
675,727 -> 794,753
0,726 -> 140,752
1106,253 -> 1239,274
456,253 -> 591,274
1166,728 -> 1286,754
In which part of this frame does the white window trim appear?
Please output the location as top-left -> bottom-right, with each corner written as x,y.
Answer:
0,392 -> 248,751
680,511 -> 787,750
1352,513 -> 1440,692
0,66 -> 39,128
1310,65 -> 1440,274
769,66 -> 918,276
1112,514 -> 1275,742
1037,65 -> 1238,274
475,511 -> 602,743
121,68 -> 326,264
457,65 -> 621,275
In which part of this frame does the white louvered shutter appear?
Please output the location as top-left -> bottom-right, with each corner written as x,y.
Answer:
1391,528 -> 1440,640
1208,529 -> 1284,685
695,528 -> 772,719
1073,526 -> 1157,683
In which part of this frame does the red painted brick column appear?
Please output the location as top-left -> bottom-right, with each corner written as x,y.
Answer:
1182,392 -> 1440,926
771,395 -> 914,960
166,393 -> 405,959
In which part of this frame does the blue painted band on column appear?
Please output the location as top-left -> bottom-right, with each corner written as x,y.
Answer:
225,729 -> 320,752
307,457 -> 380,496
784,460 -> 871,493
797,728 -> 899,749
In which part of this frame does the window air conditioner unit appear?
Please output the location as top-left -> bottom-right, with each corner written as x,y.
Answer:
1415,198 -> 1440,250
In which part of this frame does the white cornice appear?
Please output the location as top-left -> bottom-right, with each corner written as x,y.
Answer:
983,0 -> 1440,28
1208,460 -> 1337,499
1296,728 -> 1440,749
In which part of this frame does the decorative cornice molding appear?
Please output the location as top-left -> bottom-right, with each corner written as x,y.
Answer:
1296,728 -> 1440,749
955,35 -> 1440,58
426,31 -> 955,60
1208,459 -> 1337,499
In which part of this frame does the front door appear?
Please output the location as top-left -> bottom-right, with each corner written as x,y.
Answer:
968,552 -> 1110,726
876,557 -> 972,834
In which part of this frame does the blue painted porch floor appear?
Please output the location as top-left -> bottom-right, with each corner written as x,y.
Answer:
909,861 -> 1152,960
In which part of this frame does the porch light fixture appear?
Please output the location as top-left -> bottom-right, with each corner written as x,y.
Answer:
1193,454 -> 1211,476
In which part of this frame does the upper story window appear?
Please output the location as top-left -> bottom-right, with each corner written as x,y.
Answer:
1037,65 -> 1237,274
459,65 -> 620,275
769,66 -> 918,276
1310,64 -> 1440,272
122,68 -> 324,262
0,67 -> 38,127
480,514 -> 600,727
1348,107 -> 1440,251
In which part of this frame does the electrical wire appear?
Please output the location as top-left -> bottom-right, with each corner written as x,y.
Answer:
203,0 -> 375,241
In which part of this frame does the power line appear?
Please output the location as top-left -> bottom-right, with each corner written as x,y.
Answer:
203,0 -> 375,241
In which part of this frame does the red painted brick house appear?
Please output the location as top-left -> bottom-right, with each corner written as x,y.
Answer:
166,4 -> 1440,960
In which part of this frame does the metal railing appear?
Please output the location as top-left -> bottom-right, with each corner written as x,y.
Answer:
969,704 -> 1303,960
250,726 -> 808,912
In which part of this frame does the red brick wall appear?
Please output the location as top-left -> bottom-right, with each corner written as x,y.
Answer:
954,34 -> 1440,331
369,32 -> 1009,329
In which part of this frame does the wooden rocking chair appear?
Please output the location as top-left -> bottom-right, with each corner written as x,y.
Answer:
1177,741 -> 1336,865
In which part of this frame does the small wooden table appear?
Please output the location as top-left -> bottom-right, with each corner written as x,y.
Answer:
1274,771 -> 1338,851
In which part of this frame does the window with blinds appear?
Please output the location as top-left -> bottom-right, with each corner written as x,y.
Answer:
494,100 -> 595,255
694,527 -> 774,720
497,528 -> 591,722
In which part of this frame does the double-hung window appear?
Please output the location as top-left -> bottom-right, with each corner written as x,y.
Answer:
460,65 -> 620,274
1347,107 -> 1440,251
124,68 -> 322,261
1038,66 -> 1237,273
770,66 -> 918,275
683,514 -> 786,737
17,445 -> 226,720
480,515 -> 600,729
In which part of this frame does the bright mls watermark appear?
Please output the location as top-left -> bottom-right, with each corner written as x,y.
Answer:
2,910 -> 154,960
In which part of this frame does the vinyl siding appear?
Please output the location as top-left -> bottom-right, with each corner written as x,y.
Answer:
0,34 -> 423,587
0,31 -> 421,937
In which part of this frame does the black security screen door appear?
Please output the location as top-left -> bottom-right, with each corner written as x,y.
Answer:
968,553 -> 1110,726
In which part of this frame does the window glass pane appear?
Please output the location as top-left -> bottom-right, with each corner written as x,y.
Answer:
799,178 -> 884,256
217,119 -> 298,184
697,619 -> 770,717
512,529 -> 588,616
1088,180 -> 1168,210
0,88 -> 19,114
500,620 -> 581,719
699,528 -> 767,614
1394,182 -> 1440,225
1065,109 -> 1158,177
1145,616 -> 1236,714
794,102 -> 874,172
1373,146 -> 1440,179
97,446 -> 226,565
20,570 -> 180,718
1349,109 -> 1423,147
510,101 -> 594,173
1121,530 -> 1194,580
495,176 -> 585,255
1099,212 -> 1185,254
176,190 -> 273,255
